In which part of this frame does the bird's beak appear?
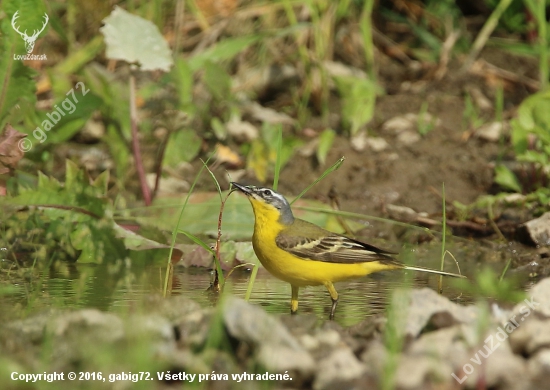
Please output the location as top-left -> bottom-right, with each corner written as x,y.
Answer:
231,182 -> 253,196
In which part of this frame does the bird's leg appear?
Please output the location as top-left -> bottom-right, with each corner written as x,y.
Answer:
291,285 -> 299,315
324,282 -> 339,320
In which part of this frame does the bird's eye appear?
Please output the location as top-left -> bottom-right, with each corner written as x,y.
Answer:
263,189 -> 272,197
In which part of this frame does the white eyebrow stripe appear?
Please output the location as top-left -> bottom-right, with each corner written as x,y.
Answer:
274,193 -> 286,200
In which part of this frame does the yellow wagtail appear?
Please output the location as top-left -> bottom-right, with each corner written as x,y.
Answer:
231,182 -> 466,319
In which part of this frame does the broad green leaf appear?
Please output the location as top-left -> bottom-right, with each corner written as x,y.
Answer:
173,58 -> 194,114
203,61 -> 232,100
100,6 -> 173,72
188,36 -> 259,72
334,76 -> 378,135
510,119 -> 528,155
317,129 -> 335,165
163,128 -> 202,166
70,218 -> 127,264
494,165 -> 522,193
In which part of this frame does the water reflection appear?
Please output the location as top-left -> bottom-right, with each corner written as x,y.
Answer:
2,258 -> 469,327
172,267 -> 470,326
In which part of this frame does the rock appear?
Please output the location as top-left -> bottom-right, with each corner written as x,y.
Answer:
509,318 -> 550,356
395,354 -> 454,390
350,130 -> 368,152
528,277 -> 550,317
43,309 -> 125,371
126,314 -> 176,357
80,119 -> 105,142
46,309 -> 124,342
223,297 -> 314,374
322,60 -> 368,80
4,309 -> 61,343
142,295 -> 202,322
523,212 -> 550,247
313,347 -> 366,390
243,101 -> 295,126
403,288 -> 479,338
511,277 -> 550,319
528,349 -> 550,389
386,204 -> 422,222
382,113 -> 440,136
223,297 -> 299,349
257,343 -> 315,375
396,130 -> 421,145
314,329 -> 341,348
465,344 -> 527,390
382,114 -> 416,134
226,116 -> 259,143
475,121 -> 507,142
366,136 -> 389,152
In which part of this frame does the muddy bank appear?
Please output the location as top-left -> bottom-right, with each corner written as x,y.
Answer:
2,278 -> 550,390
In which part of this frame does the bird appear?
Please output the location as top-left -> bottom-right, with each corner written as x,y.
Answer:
231,182 -> 466,320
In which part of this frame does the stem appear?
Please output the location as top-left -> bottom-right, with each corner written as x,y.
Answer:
129,71 -> 151,205
462,0 -> 514,71
438,183 -> 446,294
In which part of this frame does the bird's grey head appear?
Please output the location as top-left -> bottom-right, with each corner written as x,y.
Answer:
231,182 -> 294,225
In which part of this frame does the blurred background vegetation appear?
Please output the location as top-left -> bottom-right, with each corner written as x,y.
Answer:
0,0 -> 548,199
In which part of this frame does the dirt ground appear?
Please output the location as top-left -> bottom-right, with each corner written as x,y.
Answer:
275,48 -> 538,218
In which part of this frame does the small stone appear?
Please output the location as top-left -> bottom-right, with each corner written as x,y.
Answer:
523,212 -> 550,246
403,288 -> 479,338
397,130 -> 421,145
313,347 -> 366,390
226,116 -> 258,143
366,137 -> 389,152
509,318 -> 550,355
475,122 -> 506,142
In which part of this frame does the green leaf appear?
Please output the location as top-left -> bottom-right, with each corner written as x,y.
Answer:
188,36 -> 259,72
70,218 -> 127,264
494,165 -> 522,192
203,61 -> 232,101
163,128 -> 202,166
100,6 -> 173,72
211,117 -> 227,140
334,76 -> 378,135
37,92 -> 103,144
173,58 -> 194,113
317,129 -> 335,165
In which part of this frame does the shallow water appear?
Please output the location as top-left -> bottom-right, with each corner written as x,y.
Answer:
1,258 -> 471,327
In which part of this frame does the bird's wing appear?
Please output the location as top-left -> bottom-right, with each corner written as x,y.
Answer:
275,220 -> 399,265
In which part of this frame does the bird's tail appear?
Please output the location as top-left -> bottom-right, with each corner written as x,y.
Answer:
403,265 -> 466,278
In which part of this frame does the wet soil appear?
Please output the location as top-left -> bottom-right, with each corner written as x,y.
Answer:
278,48 -> 538,217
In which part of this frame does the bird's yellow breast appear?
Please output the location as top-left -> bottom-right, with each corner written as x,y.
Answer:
248,198 -> 392,287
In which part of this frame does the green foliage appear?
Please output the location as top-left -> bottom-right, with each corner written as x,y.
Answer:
316,128 -> 335,165
334,76 -> 378,135
246,123 -> 303,183
163,128 -> 202,167
2,160 -> 127,264
495,90 -> 550,196
417,102 -> 436,136
494,164 -> 522,192
453,267 -> 526,303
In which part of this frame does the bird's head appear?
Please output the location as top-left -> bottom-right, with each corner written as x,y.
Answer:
231,182 -> 294,225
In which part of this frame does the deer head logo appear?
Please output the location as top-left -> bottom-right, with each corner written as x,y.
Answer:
11,11 -> 49,54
